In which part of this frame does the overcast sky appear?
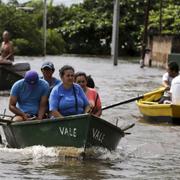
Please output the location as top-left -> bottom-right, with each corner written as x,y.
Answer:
2,0 -> 83,6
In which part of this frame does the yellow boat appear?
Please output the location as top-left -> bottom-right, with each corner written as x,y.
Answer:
136,87 -> 180,124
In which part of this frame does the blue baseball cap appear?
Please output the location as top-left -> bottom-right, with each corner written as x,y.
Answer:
24,70 -> 39,85
41,61 -> 55,71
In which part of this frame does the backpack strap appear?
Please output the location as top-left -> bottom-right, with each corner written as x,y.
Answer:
92,93 -> 99,113
72,85 -> 78,113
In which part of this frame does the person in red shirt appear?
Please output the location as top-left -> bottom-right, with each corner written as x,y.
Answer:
75,72 -> 102,117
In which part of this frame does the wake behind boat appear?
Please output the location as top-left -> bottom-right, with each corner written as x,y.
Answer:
136,87 -> 180,124
0,114 -> 134,157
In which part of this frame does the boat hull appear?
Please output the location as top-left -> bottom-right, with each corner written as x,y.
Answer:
142,115 -> 180,124
0,63 -> 30,90
1,114 -> 124,150
136,87 -> 180,124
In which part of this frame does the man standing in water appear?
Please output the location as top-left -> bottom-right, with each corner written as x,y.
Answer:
0,30 -> 14,64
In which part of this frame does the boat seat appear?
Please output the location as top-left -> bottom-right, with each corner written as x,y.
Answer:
141,101 -> 159,105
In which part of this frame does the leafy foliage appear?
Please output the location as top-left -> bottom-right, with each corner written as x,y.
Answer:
149,3 -> 180,35
0,0 -> 179,56
46,28 -> 65,55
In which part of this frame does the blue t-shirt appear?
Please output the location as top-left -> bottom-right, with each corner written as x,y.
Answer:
10,79 -> 49,115
49,83 -> 89,116
41,76 -> 61,91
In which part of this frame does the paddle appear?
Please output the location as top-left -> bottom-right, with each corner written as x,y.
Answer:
102,87 -> 166,111
121,123 -> 135,135
121,123 -> 135,132
102,95 -> 144,110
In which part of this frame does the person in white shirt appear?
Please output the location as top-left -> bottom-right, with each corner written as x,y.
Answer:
170,75 -> 180,105
159,62 -> 179,104
162,61 -> 179,90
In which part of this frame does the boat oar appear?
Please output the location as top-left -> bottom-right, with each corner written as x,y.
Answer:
121,123 -> 135,135
102,87 -> 166,111
102,95 -> 144,110
121,123 -> 135,132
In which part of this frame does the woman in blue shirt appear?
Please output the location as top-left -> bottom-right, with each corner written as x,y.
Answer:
49,65 -> 90,117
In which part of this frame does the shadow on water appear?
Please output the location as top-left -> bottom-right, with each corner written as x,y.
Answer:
138,116 -> 180,126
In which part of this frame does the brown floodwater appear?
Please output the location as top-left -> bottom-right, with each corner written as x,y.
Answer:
0,55 -> 180,179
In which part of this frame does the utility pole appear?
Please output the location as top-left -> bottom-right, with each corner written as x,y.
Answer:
111,0 -> 120,66
159,0 -> 162,34
43,0 -> 47,56
141,0 -> 150,68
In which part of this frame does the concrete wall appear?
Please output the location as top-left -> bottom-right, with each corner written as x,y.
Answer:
151,36 -> 172,68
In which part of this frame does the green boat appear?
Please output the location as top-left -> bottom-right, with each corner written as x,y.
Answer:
0,63 -> 30,91
0,114 -> 133,153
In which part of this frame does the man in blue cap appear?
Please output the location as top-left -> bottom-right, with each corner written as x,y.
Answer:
41,61 -> 61,92
9,70 -> 49,121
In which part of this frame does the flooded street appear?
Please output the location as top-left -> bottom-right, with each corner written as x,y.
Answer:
1,55 -> 180,179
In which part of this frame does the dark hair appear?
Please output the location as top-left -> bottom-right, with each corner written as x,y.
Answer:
87,75 -> 95,88
59,65 -> 74,77
41,61 -> 55,71
168,62 -> 179,73
74,72 -> 87,81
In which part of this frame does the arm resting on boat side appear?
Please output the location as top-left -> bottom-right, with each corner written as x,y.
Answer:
37,96 -> 48,120
9,96 -> 29,120
88,93 -> 102,117
91,99 -> 102,117
84,105 -> 91,114
50,110 -> 64,118
50,105 -> 90,118
162,80 -> 170,91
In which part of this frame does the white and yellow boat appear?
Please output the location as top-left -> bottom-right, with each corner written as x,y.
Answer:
136,87 -> 180,123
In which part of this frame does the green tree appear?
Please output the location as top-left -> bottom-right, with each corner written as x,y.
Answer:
60,0 -> 146,55
46,28 -> 65,55
0,0 -> 178,56
7,0 -> 19,6
149,1 -> 180,35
